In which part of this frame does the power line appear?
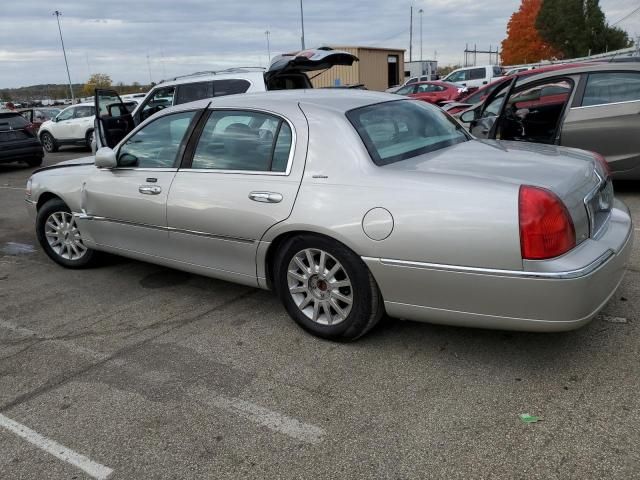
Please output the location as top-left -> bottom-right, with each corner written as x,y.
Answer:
611,4 -> 640,27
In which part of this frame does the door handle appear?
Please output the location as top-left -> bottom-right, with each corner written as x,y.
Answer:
139,185 -> 162,195
249,191 -> 283,203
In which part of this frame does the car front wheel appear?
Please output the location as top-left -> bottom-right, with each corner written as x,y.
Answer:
40,132 -> 58,153
36,198 -> 98,268
274,234 -> 384,341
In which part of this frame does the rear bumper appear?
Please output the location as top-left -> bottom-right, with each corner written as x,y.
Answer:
363,200 -> 633,332
0,143 -> 43,163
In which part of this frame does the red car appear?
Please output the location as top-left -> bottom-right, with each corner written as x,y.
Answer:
442,62 -> 588,115
394,81 -> 467,105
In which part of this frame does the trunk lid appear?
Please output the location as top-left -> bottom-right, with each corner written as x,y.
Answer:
385,139 -> 610,242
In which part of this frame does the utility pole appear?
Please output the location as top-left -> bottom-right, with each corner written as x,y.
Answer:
409,6 -> 413,62
146,54 -> 153,84
300,0 -> 305,50
53,11 -> 74,103
265,30 -> 271,63
419,8 -> 424,61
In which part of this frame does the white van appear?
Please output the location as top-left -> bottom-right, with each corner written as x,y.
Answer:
442,65 -> 503,89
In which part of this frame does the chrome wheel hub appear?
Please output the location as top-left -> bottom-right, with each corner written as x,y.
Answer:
44,211 -> 87,261
287,248 -> 353,326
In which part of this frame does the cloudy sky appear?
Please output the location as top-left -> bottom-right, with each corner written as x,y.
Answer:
1,0 -> 638,88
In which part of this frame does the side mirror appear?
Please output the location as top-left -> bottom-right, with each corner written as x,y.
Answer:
460,109 -> 477,123
95,147 -> 117,169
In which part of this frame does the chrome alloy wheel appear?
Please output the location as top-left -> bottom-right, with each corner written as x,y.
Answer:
44,211 -> 87,261
41,133 -> 54,152
287,248 -> 353,325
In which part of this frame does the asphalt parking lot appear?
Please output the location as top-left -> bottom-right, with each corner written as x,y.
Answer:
1,147 -> 639,479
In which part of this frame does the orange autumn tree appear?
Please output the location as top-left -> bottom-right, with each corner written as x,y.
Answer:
501,0 -> 560,65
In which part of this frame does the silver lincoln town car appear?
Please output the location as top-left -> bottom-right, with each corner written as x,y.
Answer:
25,89 -> 633,341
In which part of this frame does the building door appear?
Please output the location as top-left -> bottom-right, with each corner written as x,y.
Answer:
387,55 -> 399,87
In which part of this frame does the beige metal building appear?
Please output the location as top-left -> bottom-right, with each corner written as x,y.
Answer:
309,46 -> 405,91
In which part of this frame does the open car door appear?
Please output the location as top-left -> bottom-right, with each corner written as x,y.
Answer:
94,89 -> 136,149
264,47 -> 359,89
468,77 -> 517,139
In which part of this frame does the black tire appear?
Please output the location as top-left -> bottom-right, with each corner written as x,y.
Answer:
26,157 -> 43,167
274,234 -> 384,341
40,131 -> 58,153
36,198 -> 98,269
85,129 -> 94,150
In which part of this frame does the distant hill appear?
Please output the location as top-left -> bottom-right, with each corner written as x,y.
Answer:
0,83 -> 151,103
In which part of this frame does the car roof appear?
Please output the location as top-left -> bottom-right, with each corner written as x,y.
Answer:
62,102 -> 94,108
163,89 -> 399,116
516,62 -> 640,85
156,70 -> 266,88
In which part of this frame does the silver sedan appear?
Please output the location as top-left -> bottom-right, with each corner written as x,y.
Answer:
25,90 -> 633,340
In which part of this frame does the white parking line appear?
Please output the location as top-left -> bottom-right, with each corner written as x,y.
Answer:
0,413 -> 113,480
207,395 -> 326,444
1,320 -> 326,444
0,186 -> 24,190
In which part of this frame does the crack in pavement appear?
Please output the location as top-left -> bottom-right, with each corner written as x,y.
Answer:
0,289 -> 257,413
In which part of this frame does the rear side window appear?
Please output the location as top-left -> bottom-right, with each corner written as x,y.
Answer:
582,72 -> 640,107
469,68 -> 486,80
0,113 -> 28,130
74,106 -> 95,118
347,100 -> 469,166
213,79 -> 251,97
175,81 -> 214,105
192,110 -> 293,172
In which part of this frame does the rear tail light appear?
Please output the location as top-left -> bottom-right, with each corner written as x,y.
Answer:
24,123 -> 36,135
592,152 -> 611,178
519,185 -> 576,260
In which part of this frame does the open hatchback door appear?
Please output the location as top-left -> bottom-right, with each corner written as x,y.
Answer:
94,89 -> 136,149
265,47 -> 358,89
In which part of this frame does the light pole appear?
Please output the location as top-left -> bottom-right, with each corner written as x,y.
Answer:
419,8 -> 424,62
300,0 -> 305,50
265,30 -> 271,63
53,11 -> 75,103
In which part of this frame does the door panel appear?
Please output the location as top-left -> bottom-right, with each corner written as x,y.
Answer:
166,108 -> 307,281
78,170 -> 176,255
95,89 -> 135,149
562,101 -> 640,173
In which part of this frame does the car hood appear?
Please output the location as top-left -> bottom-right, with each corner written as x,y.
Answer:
39,120 -> 54,130
383,139 -> 601,200
265,48 -> 358,81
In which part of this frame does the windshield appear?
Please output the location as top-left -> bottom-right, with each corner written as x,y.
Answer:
346,100 -> 470,166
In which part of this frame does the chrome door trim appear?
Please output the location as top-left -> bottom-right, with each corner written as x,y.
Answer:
73,213 -> 255,244
571,99 -> 640,110
365,250 -> 614,280
248,191 -> 283,203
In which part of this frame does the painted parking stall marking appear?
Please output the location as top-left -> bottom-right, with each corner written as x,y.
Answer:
0,413 -> 113,480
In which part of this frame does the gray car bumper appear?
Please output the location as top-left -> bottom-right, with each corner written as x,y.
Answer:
363,200 -> 633,332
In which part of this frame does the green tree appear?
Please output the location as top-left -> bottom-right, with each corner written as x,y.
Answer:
83,73 -> 112,97
537,0 -> 632,58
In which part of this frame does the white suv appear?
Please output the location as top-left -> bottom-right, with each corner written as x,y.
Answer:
38,103 -> 96,152
94,48 -> 359,149
442,65 -> 503,89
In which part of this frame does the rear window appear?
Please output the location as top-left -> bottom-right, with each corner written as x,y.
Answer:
0,113 -> 29,130
213,79 -> 251,97
346,100 -> 469,166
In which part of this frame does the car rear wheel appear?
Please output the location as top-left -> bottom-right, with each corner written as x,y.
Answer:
36,198 -> 98,268
40,132 -> 58,153
274,234 -> 384,341
85,129 -> 94,150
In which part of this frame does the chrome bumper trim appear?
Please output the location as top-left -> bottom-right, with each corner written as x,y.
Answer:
364,249 -> 615,280
24,198 -> 36,206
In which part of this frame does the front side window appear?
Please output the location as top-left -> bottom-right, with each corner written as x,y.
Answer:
582,72 -> 640,107
445,70 -> 467,83
141,87 -> 175,120
192,110 -> 293,172
175,81 -> 213,105
117,111 -> 196,168
56,107 -> 74,121
347,100 -> 469,166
